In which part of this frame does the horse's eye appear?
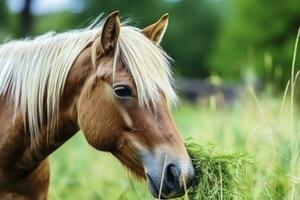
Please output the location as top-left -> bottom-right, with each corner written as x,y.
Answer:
113,85 -> 132,98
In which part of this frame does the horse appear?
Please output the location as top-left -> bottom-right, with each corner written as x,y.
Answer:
0,11 -> 195,199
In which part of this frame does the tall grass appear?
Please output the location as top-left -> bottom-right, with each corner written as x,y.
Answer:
48,92 -> 300,199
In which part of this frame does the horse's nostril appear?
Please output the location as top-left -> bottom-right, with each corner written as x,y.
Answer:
165,163 -> 180,188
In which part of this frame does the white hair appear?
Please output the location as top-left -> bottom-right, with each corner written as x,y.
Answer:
0,19 -> 177,142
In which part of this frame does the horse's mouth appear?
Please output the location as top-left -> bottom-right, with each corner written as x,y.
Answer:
146,174 -> 167,199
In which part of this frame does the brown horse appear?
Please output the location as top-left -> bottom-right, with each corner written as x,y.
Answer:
0,11 -> 194,199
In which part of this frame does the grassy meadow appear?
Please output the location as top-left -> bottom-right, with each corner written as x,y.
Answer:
48,85 -> 300,199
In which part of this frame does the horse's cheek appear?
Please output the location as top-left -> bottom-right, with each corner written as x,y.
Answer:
78,89 -> 122,152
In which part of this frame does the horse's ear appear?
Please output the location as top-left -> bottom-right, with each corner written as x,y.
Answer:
98,11 -> 120,55
142,13 -> 169,44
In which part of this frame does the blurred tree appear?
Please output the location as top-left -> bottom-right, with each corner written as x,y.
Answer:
1,0 -> 222,79
72,0 -> 222,78
20,0 -> 33,37
0,0 -> 10,40
209,0 -> 300,87
164,0 -> 222,78
73,0 -> 169,27
1,0 -> 28,39
2,0 -> 299,86
0,1 -> 7,25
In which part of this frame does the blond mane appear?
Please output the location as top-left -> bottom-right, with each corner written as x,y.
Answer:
0,19 -> 177,142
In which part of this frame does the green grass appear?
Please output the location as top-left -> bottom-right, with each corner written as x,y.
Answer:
49,91 -> 300,199
185,142 -> 252,200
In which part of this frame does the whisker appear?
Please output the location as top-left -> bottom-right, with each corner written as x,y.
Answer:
158,155 -> 168,200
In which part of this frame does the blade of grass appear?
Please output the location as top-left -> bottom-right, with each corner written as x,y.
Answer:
290,27 -> 300,180
158,155 -> 168,200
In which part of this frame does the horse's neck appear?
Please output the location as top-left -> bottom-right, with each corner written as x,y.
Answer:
14,107 -> 79,177
0,100 -> 78,187
0,85 -> 79,180
0,47 -> 93,179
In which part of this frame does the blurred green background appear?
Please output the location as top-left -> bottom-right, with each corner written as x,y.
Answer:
1,0 -> 299,87
1,0 -> 300,199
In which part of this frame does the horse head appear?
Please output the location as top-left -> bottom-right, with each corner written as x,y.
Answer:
77,11 -> 195,199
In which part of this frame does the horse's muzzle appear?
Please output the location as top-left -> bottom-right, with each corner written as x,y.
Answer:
143,153 -> 195,199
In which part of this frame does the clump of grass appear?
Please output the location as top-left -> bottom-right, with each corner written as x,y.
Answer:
185,141 -> 253,200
